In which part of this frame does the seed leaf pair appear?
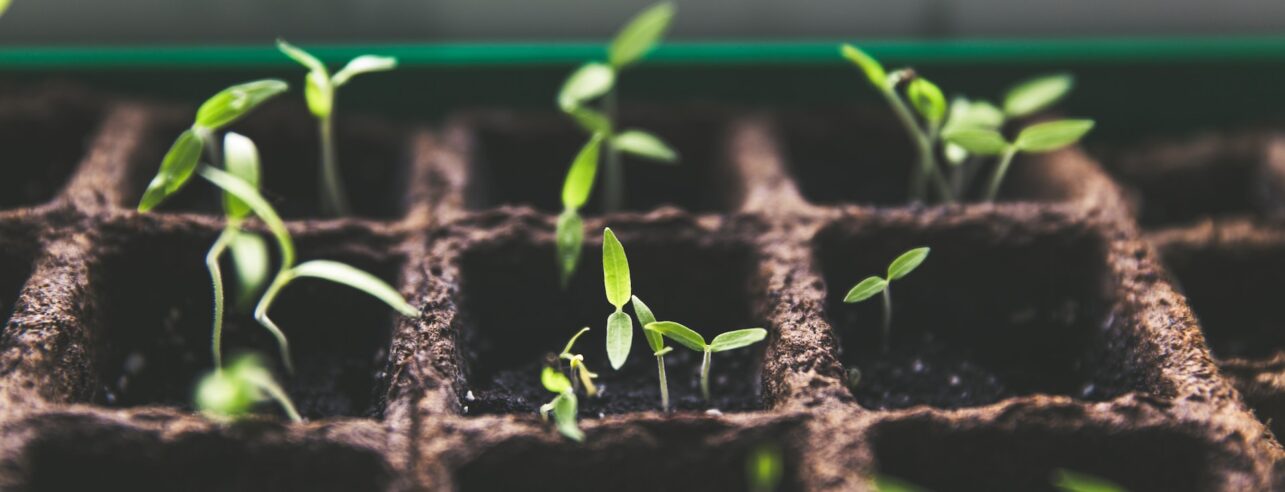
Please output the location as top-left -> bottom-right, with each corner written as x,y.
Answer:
539,367 -> 583,441
602,228 -> 634,369
195,353 -> 301,423
943,119 -> 1094,200
644,321 -> 767,401
558,327 -> 600,396
844,247 -> 930,352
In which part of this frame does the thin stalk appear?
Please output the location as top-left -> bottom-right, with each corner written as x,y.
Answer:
254,272 -> 296,374
206,226 -> 238,369
249,374 -> 303,423
656,355 -> 670,412
603,88 -> 624,212
882,89 -> 953,204
881,286 -> 892,353
200,129 -> 222,173
318,114 -> 351,216
700,349 -> 712,402
985,146 -> 1020,202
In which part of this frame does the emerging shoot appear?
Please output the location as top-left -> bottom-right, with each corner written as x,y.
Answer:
278,39 -> 397,216
195,353 -> 301,423
644,321 -> 766,402
747,443 -> 785,492
602,228 -> 634,370
555,135 -> 604,286
843,247 -> 930,353
632,294 -> 673,411
558,327 -> 599,397
539,366 -> 584,441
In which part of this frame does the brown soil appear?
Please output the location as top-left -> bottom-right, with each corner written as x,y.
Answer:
0,84 -> 1278,491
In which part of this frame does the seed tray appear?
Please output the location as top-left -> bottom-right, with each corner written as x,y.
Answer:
0,83 -> 1278,491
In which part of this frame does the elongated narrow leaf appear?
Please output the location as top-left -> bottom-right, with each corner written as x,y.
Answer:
1004,73 -> 1074,118
562,327 -> 591,356
1052,469 -> 1127,492
613,130 -> 678,163
333,55 -> 397,87
602,228 -> 631,308
562,134 -> 603,209
1015,119 -> 1094,153
555,209 -> 585,287
631,295 -> 663,352
229,231 -> 269,309
609,2 -> 675,68
840,44 -> 886,87
304,71 -> 334,118
843,276 -> 887,303
138,128 -> 204,211
221,132 -> 261,219
887,247 -> 930,280
542,366 -> 573,393
907,78 -> 946,124
552,393 -> 583,441
290,260 -> 418,316
709,328 -> 767,352
194,79 -> 289,131
199,166 -> 295,267
644,321 -> 706,352
606,310 -> 633,369
567,106 -> 612,134
558,63 -> 615,111
276,39 -> 327,76
942,127 -> 1009,156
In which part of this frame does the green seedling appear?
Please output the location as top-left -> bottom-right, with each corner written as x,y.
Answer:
747,443 -> 784,492
555,135 -> 604,286
1053,469 -> 1129,492
644,321 -> 766,402
943,118 -> 1094,201
558,327 -> 599,397
539,366 -> 584,441
278,39 -> 397,216
844,247 -> 930,353
602,228 -> 635,370
195,353 -> 301,423
557,1 -> 679,213
631,294 -> 673,411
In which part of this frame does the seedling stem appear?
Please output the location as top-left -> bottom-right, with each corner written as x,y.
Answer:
880,286 -> 892,353
844,247 -> 930,353
985,146 -> 1020,202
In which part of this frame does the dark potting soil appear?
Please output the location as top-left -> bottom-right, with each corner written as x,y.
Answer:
0,86 -> 103,209
1160,240 -> 1285,361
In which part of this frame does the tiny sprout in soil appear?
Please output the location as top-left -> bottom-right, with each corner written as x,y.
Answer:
277,39 -> 398,216
841,44 -> 1092,203
195,353 -> 301,423
747,443 -> 784,492
644,321 -> 766,401
558,327 -> 599,396
539,366 -> 583,442
844,247 -> 929,353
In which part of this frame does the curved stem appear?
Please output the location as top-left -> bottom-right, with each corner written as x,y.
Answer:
603,88 -> 624,212
881,285 -> 893,353
656,354 -> 670,412
883,90 -> 954,204
250,374 -> 302,423
985,146 -> 1020,202
318,113 -> 351,216
254,272 -> 296,374
206,226 -> 238,369
700,349 -> 712,402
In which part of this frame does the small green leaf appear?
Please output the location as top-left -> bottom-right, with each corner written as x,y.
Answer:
1014,119 -> 1094,153
840,44 -> 886,87
194,79 -> 289,131
606,311 -> 633,370
541,366 -> 573,394
942,127 -> 1010,156
907,78 -> 946,124
229,231 -> 269,309
747,444 -> 784,492
555,209 -> 585,287
195,364 -> 258,418
558,62 -> 616,111
138,128 -> 204,211
562,327 -> 591,356
944,97 -> 1004,132
609,2 -> 675,68
843,276 -> 887,303
562,134 -> 603,209
602,228 -> 631,309
1052,469 -> 1127,492
566,106 -> 612,134
887,247 -> 930,280
1004,73 -> 1074,118
332,55 -> 397,87
276,39 -> 327,76
304,71 -> 334,118
221,132 -> 261,219
644,321 -> 706,352
631,295 -> 663,352
709,328 -> 767,352
613,130 -> 678,163
199,166 -> 295,268
289,260 -> 418,317
552,392 -> 583,441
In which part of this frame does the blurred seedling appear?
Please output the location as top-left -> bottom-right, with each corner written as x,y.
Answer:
195,353 -> 301,423
277,39 -> 397,216
943,118 -> 1094,201
644,321 -> 766,402
557,327 -> 599,397
747,443 -> 785,492
540,366 -> 584,441
843,247 -> 930,353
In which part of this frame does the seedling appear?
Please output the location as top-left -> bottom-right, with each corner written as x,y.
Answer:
557,327 -> 599,396
555,135 -> 603,286
598,229 -> 674,409
644,321 -> 766,402
943,118 -> 1094,201
631,294 -> 673,411
278,39 -> 397,216
747,443 -> 784,492
539,366 -> 584,441
1053,469 -> 1129,492
195,353 -> 301,423
843,247 -> 930,353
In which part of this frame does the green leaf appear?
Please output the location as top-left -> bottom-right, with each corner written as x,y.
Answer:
942,127 -> 1010,156
606,311 -> 633,370
199,166 -> 295,268
138,128 -> 204,212
840,44 -> 886,87
289,260 -> 418,317
332,55 -> 397,87
746,444 -> 784,492
1052,469 -> 1127,492
562,327 -> 591,356
276,39 -> 327,76
873,475 -> 930,492
613,130 -> 678,163
562,134 -> 603,209
195,363 -> 258,418
608,2 -> 675,68
709,328 -> 767,352
1015,119 -> 1094,153
552,392 -> 583,441
0,0 -> 12,18
944,97 -> 1004,132
304,71 -> 334,118
1004,73 -> 1074,118
194,79 -> 289,131
221,132 -> 261,219
844,276 -> 887,303
907,78 -> 946,124
566,106 -> 612,134
602,228 -> 631,309
644,321 -> 706,352
555,209 -> 585,287
631,295 -> 664,352
541,366 -> 573,394
229,231 -> 269,309
558,62 -> 616,112
887,247 -> 930,280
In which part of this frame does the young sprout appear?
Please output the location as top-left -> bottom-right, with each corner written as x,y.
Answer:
539,366 -> 584,441
277,39 -> 397,216
557,1 -> 679,213
195,353 -> 301,423
747,443 -> 784,492
555,135 -> 604,286
558,327 -> 599,397
631,294 -> 673,411
1053,469 -> 1129,492
943,119 -> 1094,201
843,247 -> 930,353
602,228 -> 635,370
644,321 -> 766,402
